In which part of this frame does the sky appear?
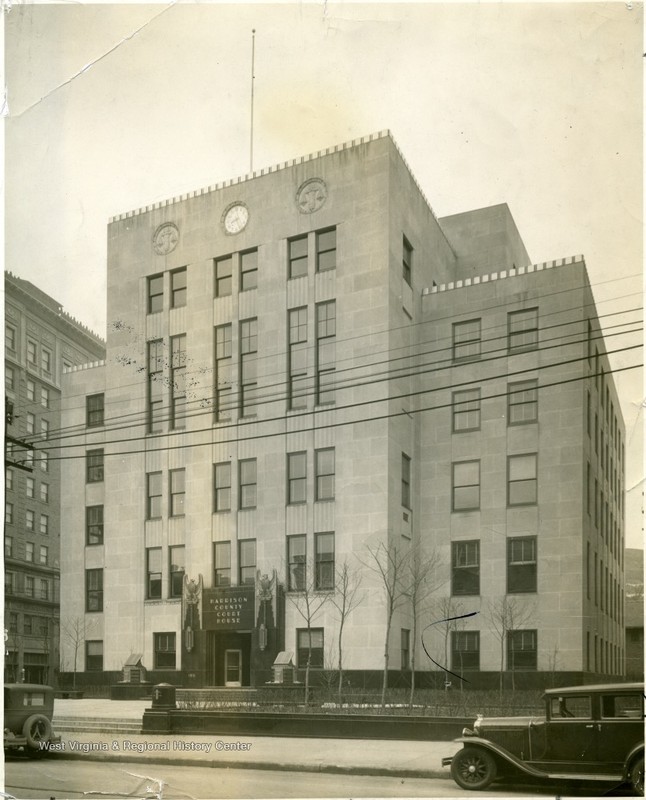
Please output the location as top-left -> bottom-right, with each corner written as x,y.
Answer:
4,1 -> 644,546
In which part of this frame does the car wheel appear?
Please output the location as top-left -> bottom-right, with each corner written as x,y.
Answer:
630,755 -> 644,796
451,747 -> 498,791
22,714 -> 52,749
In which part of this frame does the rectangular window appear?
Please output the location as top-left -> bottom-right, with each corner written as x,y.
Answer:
452,461 -> 480,511
288,235 -> 308,279
27,340 -> 37,366
86,393 -> 105,427
508,308 -> 538,353
169,469 -> 185,517
39,514 -> 49,535
27,412 -> 35,435
169,545 -> 185,598
86,568 -> 103,612
41,349 -> 51,373
154,632 -> 176,669
5,536 -> 12,557
316,448 -> 335,501
215,324 -> 232,421
171,267 -> 187,308
39,483 -> 49,503
239,459 -> 257,509
170,335 -> 187,430
5,502 -> 13,525
147,472 -> 162,519
316,301 -> 336,405
287,535 -> 306,591
297,628 -> 324,668
452,319 -> 481,362
147,547 -> 162,599
452,388 -> 481,432
8,611 -> 17,631
287,452 -> 307,504
316,227 -> 336,272
401,628 -> 411,670
148,340 -> 164,433
39,545 -> 48,565
40,579 -> 49,600
240,318 -> 258,416
40,451 -> 49,473
214,541 -> 231,587
214,462 -> 231,512
315,532 -> 335,590
5,365 -> 14,391
508,454 -> 538,506
25,576 -> 35,597
148,274 -> 164,313
401,452 -> 411,509
25,542 -> 34,562
24,615 -> 33,635
508,629 -> 538,670
86,506 -> 104,546
238,539 -> 256,585
40,419 -> 49,440
452,631 -> 480,671
5,573 -> 14,595
6,468 -> 13,492
240,248 -> 258,291
508,380 -> 538,425
6,324 -> 16,350
507,536 -> 537,593
86,641 -> 103,671
452,540 -> 480,596
215,255 -> 233,297
288,307 -> 308,410
86,449 -> 104,483
26,510 -> 34,531
402,236 -> 412,286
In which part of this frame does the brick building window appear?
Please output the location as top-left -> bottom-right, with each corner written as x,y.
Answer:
402,236 -> 412,286
240,318 -> 258,417
169,469 -> 185,517
86,449 -> 104,483
170,335 -> 187,429
147,340 -> 164,434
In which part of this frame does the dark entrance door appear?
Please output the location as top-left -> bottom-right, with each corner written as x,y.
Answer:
208,632 -> 251,686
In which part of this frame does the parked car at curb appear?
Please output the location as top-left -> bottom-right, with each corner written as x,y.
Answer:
442,682 -> 644,794
4,684 -> 61,757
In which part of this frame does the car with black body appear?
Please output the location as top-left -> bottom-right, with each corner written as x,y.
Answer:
4,684 -> 61,757
442,682 -> 644,793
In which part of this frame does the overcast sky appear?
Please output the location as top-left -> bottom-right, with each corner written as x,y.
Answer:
4,2 -> 643,545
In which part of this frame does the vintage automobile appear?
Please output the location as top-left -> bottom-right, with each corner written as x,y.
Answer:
442,682 -> 644,793
4,683 -> 61,757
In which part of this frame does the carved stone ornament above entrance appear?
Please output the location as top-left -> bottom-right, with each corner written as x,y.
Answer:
296,178 -> 328,214
152,222 -> 180,255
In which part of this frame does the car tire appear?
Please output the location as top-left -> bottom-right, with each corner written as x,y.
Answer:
22,714 -> 52,749
630,755 -> 644,796
451,746 -> 498,791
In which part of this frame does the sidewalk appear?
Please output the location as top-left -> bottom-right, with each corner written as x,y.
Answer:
52,698 -> 460,778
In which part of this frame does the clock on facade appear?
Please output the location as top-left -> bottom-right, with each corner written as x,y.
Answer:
223,203 -> 249,234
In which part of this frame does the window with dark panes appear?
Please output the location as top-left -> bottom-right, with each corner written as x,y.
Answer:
25,542 -> 34,562
27,412 -> 35,434
5,365 -> 14,391
508,308 -> 538,353
240,248 -> 258,291
86,393 -> 105,427
215,324 -> 232,421
401,452 -> 411,509
86,641 -> 103,671
600,693 -> 643,719
39,545 -> 48,565
41,387 -> 50,408
316,227 -> 336,272
215,255 -> 233,297
288,307 -> 308,409
214,462 -> 231,511
240,318 -> 258,416
287,535 -> 306,591
239,459 -> 257,509
452,319 -> 481,361
170,335 -> 186,429
238,539 -> 256,585
154,633 -> 176,669
452,389 -> 480,432
452,631 -> 480,671
452,461 -> 480,511
24,615 -> 33,635
147,548 -> 162,599
171,267 -> 187,308
169,545 -> 185,598
297,628 -> 323,668
507,536 -> 537,593
86,568 -> 103,611
27,379 -> 35,401
41,349 -> 51,373
508,454 -> 537,506
452,540 -> 480,596
6,324 -> 15,350
25,576 -> 35,597
148,274 -> 164,313
315,532 -> 334,590
288,235 -> 308,278
402,236 -> 412,286
287,452 -> 307,504
214,541 -> 231,587
26,510 -> 34,531
86,505 -> 104,545
147,472 -> 162,519
316,448 -> 335,501
508,380 -> 538,425
316,301 -> 336,404
40,579 -> 49,600
169,469 -> 185,516
5,502 -> 13,525
507,629 -> 537,670
27,340 -> 37,366
86,449 -> 104,483
148,340 -> 165,433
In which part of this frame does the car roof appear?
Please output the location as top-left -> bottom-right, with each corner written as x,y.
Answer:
544,682 -> 644,696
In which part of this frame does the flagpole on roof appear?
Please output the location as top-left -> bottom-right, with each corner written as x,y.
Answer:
250,29 -> 256,173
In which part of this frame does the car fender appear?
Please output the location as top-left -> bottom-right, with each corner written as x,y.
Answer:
451,737 -> 549,779
623,743 -> 644,780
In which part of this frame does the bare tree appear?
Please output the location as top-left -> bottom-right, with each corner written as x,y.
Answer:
329,558 -> 365,703
429,596 -> 469,691
61,616 -> 95,689
486,596 -> 536,693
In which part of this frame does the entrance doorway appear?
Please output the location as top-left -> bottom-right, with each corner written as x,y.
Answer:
224,650 -> 242,687
207,632 -> 251,686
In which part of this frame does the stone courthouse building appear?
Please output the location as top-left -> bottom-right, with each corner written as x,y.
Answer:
59,131 -> 626,689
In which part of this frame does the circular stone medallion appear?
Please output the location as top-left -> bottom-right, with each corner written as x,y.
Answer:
296,178 -> 328,214
152,222 -> 180,255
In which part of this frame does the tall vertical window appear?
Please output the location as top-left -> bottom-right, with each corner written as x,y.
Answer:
41,387 -> 49,408
240,248 -> 258,290
452,320 -> 481,361
170,335 -> 186,429
86,506 -> 104,546
40,451 -> 49,473
215,324 -> 232,421
5,365 -> 14,391
25,542 -> 34,562
315,448 -> 335,501
287,535 -> 306,591
507,454 -> 538,506
39,545 -> 48,565
288,235 -> 308,278
452,540 -> 480,596
169,469 -> 185,517
86,394 -> 105,427
507,630 -> 537,670
5,537 -> 12,557
240,318 -> 258,417
27,380 -> 35,401
452,631 -> 480,671
39,514 -> 49,535
40,579 -> 49,600
214,462 -> 231,512
41,349 -> 51,373
147,548 -> 162,599
214,542 -> 231,587
238,539 -> 256,585
148,340 -> 164,433
508,308 -> 539,353
287,452 -> 307,504
26,510 -> 34,531
171,267 -> 187,308
40,420 -> 49,441
239,459 -> 257,509
288,307 -> 308,410
215,255 -> 233,297
316,227 -> 336,272
6,469 -> 13,492
27,340 -> 37,366
452,389 -> 481,432
147,472 -> 162,519
154,633 -> 176,669
169,545 -> 185,598
316,301 -> 336,405
5,502 -> 13,525
27,413 -> 35,434
297,628 -> 324,668
86,568 -> 103,611
507,537 -> 537,593
315,532 -> 335,590
402,236 -> 412,286
25,576 -> 35,597
86,641 -> 104,671
508,380 -> 538,425
401,452 -> 411,509
86,449 -> 104,483
401,629 -> 411,669
6,325 -> 16,350
148,274 -> 164,313
452,461 -> 480,511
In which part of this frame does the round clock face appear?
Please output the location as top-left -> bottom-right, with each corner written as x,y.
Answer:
223,203 -> 249,234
